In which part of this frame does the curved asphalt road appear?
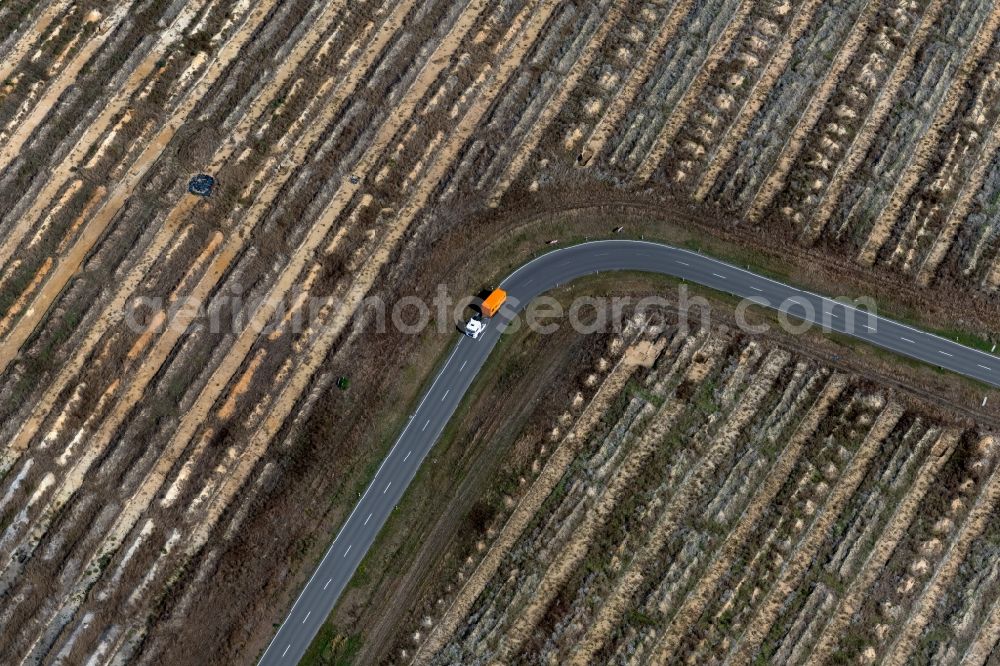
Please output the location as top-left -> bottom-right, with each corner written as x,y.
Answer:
259,240 -> 1000,664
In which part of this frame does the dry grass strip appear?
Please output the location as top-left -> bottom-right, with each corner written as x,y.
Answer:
412,348 -> 644,664
649,373 -> 849,662
804,429 -> 959,665
725,400 -> 905,665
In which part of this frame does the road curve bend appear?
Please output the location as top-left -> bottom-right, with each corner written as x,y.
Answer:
260,240 -> 1000,664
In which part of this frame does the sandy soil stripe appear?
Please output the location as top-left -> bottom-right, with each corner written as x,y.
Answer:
56,183 -> 106,256
858,4 -> 1000,266
694,0 -> 825,201
804,429 -> 958,665
982,236 -> 1000,291
566,351 -> 790,665
1,0 -> 402,470
0,0 -> 365,459
577,0 -> 695,167
182,0 -> 562,572
217,349 -> 267,420
745,0 -> 883,223
414,351 -> 642,664
647,374 -> 848,663
0,258 -> 52,338
0,0 -> 73,84
635,0 -> 755,182
724,401 -> 904,666
0,3 -> 134,172
799,0 -> 948,244
0,0 -> 283,564
137,0 -> 558,644
0,0 -> 250,344
963,581 -> 1000,665
150,0 -> 492,511
528,401 -> 687,665
881,436 -> 1000,666
488,0 -> 628,205
0,0 -> 211,325
0,0 -> 395,620
918,113 -> 1000,286
18,0 -> 495,631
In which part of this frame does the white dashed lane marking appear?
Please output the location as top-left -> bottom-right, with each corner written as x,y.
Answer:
422,419 -> 429,431
265,241 -> 1000,665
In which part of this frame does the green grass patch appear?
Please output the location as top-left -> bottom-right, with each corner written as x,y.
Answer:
679,237 -> 791,283
300,626 -> 362,666
626,609 -> 658,628
627,377 -> 664,407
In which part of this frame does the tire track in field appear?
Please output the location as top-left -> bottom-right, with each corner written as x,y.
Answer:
416,346 -> 643,663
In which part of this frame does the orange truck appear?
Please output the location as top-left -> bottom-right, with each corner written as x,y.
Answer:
463,288 -> 507,339
481,288 -> 507,317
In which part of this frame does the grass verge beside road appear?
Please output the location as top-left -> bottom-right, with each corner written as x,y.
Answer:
291,208 -> 1000,664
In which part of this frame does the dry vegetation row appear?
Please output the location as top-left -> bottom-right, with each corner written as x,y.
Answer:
395,321 -> 1000,666
3,0 -> 1000,662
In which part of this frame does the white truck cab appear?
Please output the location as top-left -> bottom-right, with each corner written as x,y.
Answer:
462,289 -> 505,340
464,316 -> 485,339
